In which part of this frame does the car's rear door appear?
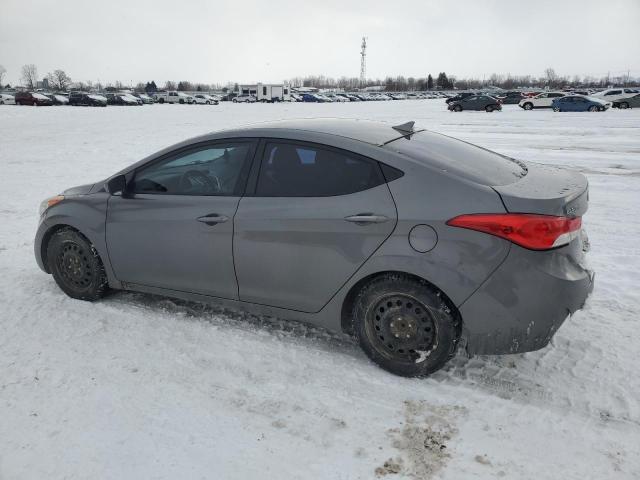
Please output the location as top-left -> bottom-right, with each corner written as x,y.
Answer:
106,140 -> 257,299
234,140 -> 397,313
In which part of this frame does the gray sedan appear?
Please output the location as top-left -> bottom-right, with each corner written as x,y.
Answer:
35,119 -> 594,376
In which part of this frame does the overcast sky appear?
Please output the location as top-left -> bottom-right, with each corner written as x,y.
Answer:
1,0 -> 639,86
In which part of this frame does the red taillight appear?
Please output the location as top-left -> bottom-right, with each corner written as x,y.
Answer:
446,213 -> 582,250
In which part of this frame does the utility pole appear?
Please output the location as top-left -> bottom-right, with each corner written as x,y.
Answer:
360,36 -> 367,88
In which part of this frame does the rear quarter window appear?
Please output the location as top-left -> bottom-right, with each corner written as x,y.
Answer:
384,131 -> 526,186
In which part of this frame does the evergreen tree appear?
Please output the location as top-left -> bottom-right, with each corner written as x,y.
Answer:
427,74 -> 433,90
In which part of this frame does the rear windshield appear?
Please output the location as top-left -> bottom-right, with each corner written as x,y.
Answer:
384,131 -> 527,186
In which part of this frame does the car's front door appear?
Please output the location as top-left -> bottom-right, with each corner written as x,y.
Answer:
106,140 -> 257,298
234,140 -> 397,313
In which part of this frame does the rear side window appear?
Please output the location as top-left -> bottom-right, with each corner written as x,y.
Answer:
384,131 -> 526,186
256,142 -> 385,197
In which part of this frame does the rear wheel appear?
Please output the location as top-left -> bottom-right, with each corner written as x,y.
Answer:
46,228 -> 108,301
352,274 -> 459,377
588,105 -> 598,112
618,102 -> 629,109
523,102 -> 533,110
453,104 -> 462,112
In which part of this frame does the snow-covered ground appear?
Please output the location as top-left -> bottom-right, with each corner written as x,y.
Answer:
1,101 -> 639,479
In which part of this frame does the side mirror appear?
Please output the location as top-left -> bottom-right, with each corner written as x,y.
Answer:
106,174 -> 127,195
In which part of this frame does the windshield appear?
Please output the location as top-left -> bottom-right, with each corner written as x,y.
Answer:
384,131 -> 527,186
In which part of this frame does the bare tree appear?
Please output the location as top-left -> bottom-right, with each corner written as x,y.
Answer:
21,64 -> 39,89
544,67 -> 557,87
0,65 -> 6,87
164,80 -> 176,90
46,69 -> 72,91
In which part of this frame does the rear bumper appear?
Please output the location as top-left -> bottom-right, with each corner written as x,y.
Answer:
460,240 -> 594,355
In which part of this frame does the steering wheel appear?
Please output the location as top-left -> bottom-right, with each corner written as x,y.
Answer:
178,170 -> 221,194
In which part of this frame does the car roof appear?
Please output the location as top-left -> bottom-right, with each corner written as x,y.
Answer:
214,118 -> 418,146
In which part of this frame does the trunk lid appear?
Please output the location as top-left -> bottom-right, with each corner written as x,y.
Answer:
492,162 -> 588,217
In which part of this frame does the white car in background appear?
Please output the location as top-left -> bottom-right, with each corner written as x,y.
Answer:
232,94 -> 257,103
519,91 -> 567,110
193,94 -> 219,105
325,93 -> 348,102
0,93 -> 16,105
592,88 -> 640,103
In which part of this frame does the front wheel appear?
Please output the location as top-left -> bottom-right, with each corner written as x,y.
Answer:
453,104 -> 462,112
46,228 -> 108,301
618,102 -> 629,109
588,105 -> 599,112
352,274 -> 460,377
523,102 -> 533,110
553,107 -> 560,112
485,105 -> 494,112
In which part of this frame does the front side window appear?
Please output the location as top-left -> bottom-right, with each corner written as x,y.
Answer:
605,90 -> 621,96
255,142 -> 384,197
131,142 -> 254,196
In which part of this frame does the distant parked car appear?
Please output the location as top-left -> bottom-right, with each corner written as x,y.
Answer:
497,91 -> 525,104
232,94 -> 257,103
133,93 -> 154,104
301,93 -> 324,102
448,95 -> 501,112
68,92 -> 108,107
43,93 -> 70,105
106,93 -> 139,106
0,93 -> 16,105
193,94 -> 219,105
519,92 -> 567,110
552,95 -> 610,112
612,93 -> 640,109
445,92 -> 475,104
592,88 -> 639,103
15,91 -> 53,106
326,93 -> 348,102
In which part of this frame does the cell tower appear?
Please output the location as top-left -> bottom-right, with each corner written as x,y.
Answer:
360,36 -> 367,87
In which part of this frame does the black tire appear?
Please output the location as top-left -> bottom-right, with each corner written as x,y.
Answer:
523,102 -> 533,110
46,228 -> 108,301
553,107 -> 560,112
352,274 -> 460,377
453,104 -> 462,112
588,105 -> 598,112
619,102 -> 628,109
485,105 -> 494,112
159,98 -> 165,104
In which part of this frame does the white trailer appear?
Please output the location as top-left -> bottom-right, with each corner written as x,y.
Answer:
239,84 -> 290,102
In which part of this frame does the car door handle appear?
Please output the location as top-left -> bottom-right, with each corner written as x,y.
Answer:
197,214 -> 229,225
344,214 -> 389,224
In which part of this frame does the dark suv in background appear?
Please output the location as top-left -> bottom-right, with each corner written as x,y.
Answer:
14,91 -> 53,106
498,91 -> 526,104
68,92 -> 107,107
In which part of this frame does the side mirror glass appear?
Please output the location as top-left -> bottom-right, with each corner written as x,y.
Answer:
106,174 -> 127,195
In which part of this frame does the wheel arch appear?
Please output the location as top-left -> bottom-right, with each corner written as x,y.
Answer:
39,223 -> 90,274
340,270 -> 461,336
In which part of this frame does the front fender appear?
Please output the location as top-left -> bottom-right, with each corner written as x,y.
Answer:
37,193 -> 122,289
